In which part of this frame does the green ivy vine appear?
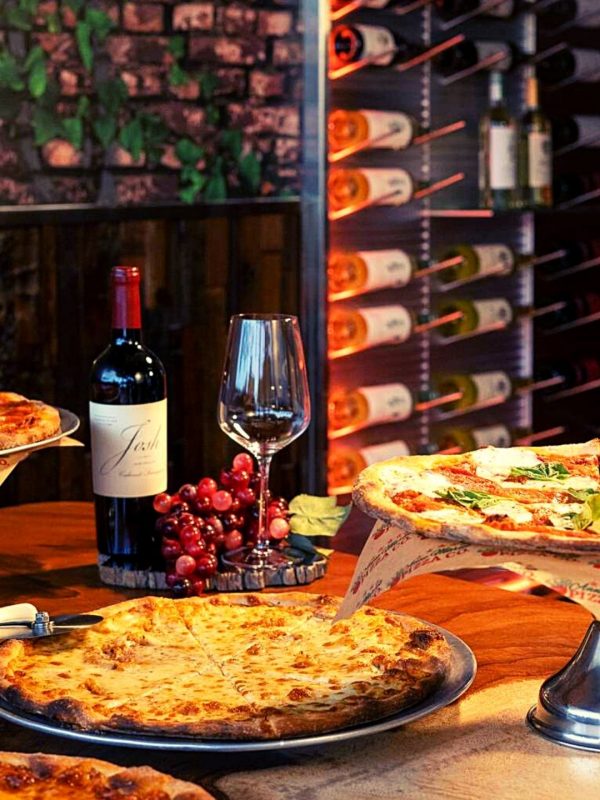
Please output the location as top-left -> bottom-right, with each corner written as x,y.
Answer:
0,0 -> 264,203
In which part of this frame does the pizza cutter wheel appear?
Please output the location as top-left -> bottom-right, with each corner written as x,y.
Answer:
0,603 -> 102,641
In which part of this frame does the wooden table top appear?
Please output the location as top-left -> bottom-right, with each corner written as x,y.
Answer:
0,502 -> 596,798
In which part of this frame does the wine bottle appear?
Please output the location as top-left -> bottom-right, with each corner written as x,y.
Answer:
519,74 -> 552,209
328,248 -> 419,298
431,423 -> 513,452
479,71 -> 519,210
328,167 -> 430,213
433,370 -> 513,411
332,0 -> 428,11
329,383 -> 414,433
537,0 -> 600,30
537,46 -> 600,86
537,239 -> 600,275
433,39 -> 523,77
330,24 -> 420,68
435,297 -> 514,338
434,243 -> 527,284
328,304 -> 414,354
90,266 -> 168,572
553,172 -> 600,205
328,439 -> 410,490
434,0 -> 529,19
552,115 -> 600,150
328,109 -> 422,154
534,354 -> 600,393
536,291 -> 600,330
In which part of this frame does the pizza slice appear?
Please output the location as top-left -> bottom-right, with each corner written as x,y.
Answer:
353,439 -> 600,553
0,392 -> 61,450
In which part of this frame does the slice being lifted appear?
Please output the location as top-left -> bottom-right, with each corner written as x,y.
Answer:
353,439 -> 600,554
0,392 -> 61,450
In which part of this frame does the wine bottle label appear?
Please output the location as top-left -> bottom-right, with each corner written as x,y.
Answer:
361,383 -> 413,425
489,127 -> 517,189
359,249 -> 414,290
360,439 -> 410,466
361,305 -> 413,346
472,244 -> 515,276
572,0 -> 600,26
473,42 -> 513,72
571,48 -> 600,82
354,24 -> 396,66
570,115 -> 600,146
90,399 -> 168,498
361,111 -> 415,150
486,0 -> 514,18
362,168 -> 414,206
472,424 -> 511,448
471,371 -> 512,404
473,298 -> 513,329
528,131 -> 552,188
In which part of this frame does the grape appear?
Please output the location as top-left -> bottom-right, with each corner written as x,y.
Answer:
205,515 -> 224,535
249,474 -> 260,492
219,468 -> 233,488
185,539 -> 207,558
268,502 -> 287,520
221,512 -> 244,532
160,515 -> 181,537
213,532 -> 227,551
153,493 -> 172,514
233,453 -> 254,474
178,512 -> 197,528
165,572 -> 179,588
236,488 -> 256,508
206,541 -> 217,555
191,579 -> 206,596
170,501 -> 190,515
202,523 -> 217,543
197,477 -> 218,498
180,524 -> 201,546
229,497 -> 241,513
175,554 -> 197,577
224,530 -> 243,551
212,490 -> 233,512
179,483 -> 198,503
172,578 -> 192,598
161,539 -> 183,560
193,495 -> 213,514
271,496 -> 289,510
195,553 -> 218,577
230,469 -> 250,491
246,519 -> 259,539
269,517 -> 290,540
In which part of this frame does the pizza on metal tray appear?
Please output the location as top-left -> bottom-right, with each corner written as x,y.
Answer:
0,593 -> 452,740
0,392 -> 61,450
353,439 -> 600,554
0,751 -> 212,799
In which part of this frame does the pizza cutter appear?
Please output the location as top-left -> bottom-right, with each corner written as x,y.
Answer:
0,603 -> 102,641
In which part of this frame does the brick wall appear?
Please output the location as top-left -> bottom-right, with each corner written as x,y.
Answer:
0,0 -> 302,206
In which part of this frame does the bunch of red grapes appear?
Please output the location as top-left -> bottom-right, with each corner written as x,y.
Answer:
153,453 -> 290,597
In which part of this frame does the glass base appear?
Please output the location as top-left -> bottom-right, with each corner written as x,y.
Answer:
221,546 -> 303,571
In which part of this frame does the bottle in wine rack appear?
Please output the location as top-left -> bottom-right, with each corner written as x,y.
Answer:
537,0 -> 600,30
328,304 -> 414,354
553,172 -> 600,205
330,24 -> 419,68
433,370 -> 513,411
328,249 -> 419,298
534,354 -> 600,393
552,115 -> 600,150
435,297 -> 514,338
328,168 -> 421,213
519,74 -> 552,209
433,39 -> 524,77
329,383 -> 415,433
328,439 -> 410,490
434,243 -> 527,284
328,109 -> 422,154
331,0 -> 425,11
479,71 -> 519,210
537,239 -> 600,275
434,0 -> 528,19
431,423 -> 514,453
89,266 -> 168,572
536,291 -> 600,331
537,46 -> 600,86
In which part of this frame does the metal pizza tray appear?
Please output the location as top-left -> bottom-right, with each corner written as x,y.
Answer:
0,620 -> 476,753
0,408 -> 80,457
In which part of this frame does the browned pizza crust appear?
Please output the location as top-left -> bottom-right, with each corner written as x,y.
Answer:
0,751 -> 213,798
353,440 -> 600,554
0,594 -> 452,740
0,392 -> 61,450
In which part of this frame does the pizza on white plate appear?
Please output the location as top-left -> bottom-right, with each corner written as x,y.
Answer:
353,439 -> 600,554
0,392 -> 61,450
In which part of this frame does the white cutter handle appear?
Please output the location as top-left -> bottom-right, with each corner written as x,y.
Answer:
0,603 -> 38,640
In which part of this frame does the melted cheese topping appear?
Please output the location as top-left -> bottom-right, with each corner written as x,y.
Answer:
480,501 -> 533,524
380,466 -> 452,498
417,507 -> 478,524
470,447 -> 541,480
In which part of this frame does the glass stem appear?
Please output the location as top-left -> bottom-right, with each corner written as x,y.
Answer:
255,454 -> 273,553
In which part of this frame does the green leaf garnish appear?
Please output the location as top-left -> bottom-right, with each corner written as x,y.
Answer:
509,462 -> 570,481
572,494 -> 600,531
436,487 -> 499,511
288,494 -> 351,537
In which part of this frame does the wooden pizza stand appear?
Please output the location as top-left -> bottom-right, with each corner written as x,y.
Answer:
0,501 -> 599,799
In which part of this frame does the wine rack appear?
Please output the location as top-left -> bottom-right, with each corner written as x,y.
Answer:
324,2 -> 537,495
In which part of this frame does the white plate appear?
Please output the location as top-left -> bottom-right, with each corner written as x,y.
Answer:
0,408 -> 80,457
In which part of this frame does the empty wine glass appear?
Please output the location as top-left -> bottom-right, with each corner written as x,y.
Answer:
218,314 -> 311,570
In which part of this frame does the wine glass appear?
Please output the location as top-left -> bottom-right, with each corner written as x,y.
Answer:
218,314 -> 311,570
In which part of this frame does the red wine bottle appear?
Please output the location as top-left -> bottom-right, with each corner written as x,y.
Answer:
89,266 -> 167,572
553,172 -> 600,204
538,239 -> 600,274
537,0 -> 600,30
534,354 -> 600,392
552,115 -> 600,150
536,290 -> 600,330
537,46 -> 600,86
433,39 -> 524,77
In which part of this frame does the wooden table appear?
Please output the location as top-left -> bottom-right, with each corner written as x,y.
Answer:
0,502 -> 598,799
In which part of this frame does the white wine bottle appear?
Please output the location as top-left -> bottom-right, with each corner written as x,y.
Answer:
433,371 -> 513,411
329,383 -> 414,433
328,109 -> 422,154
328,439 -> 410,491
328,304 -> 414,354
431,423 -> 513,453
537,46 -> 600,86
519,74 -> 552,209
434,243 -> 527,284
479,71 -> 518,210
328,168 -> 420,213
330,24 -> 420,69
435,297 -> 514,338
328,249 -> 419,298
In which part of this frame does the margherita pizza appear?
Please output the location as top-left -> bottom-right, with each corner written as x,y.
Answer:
0,392 -> 61,450
0,593 -> 451,740
0,751 -> 213,799
354,439 -> 600,554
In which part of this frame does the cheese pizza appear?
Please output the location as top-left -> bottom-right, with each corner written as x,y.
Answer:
354,439 -> 600,553
0,593 -> 452,740
0,392 -> 61,450
0,751 -> 213,799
